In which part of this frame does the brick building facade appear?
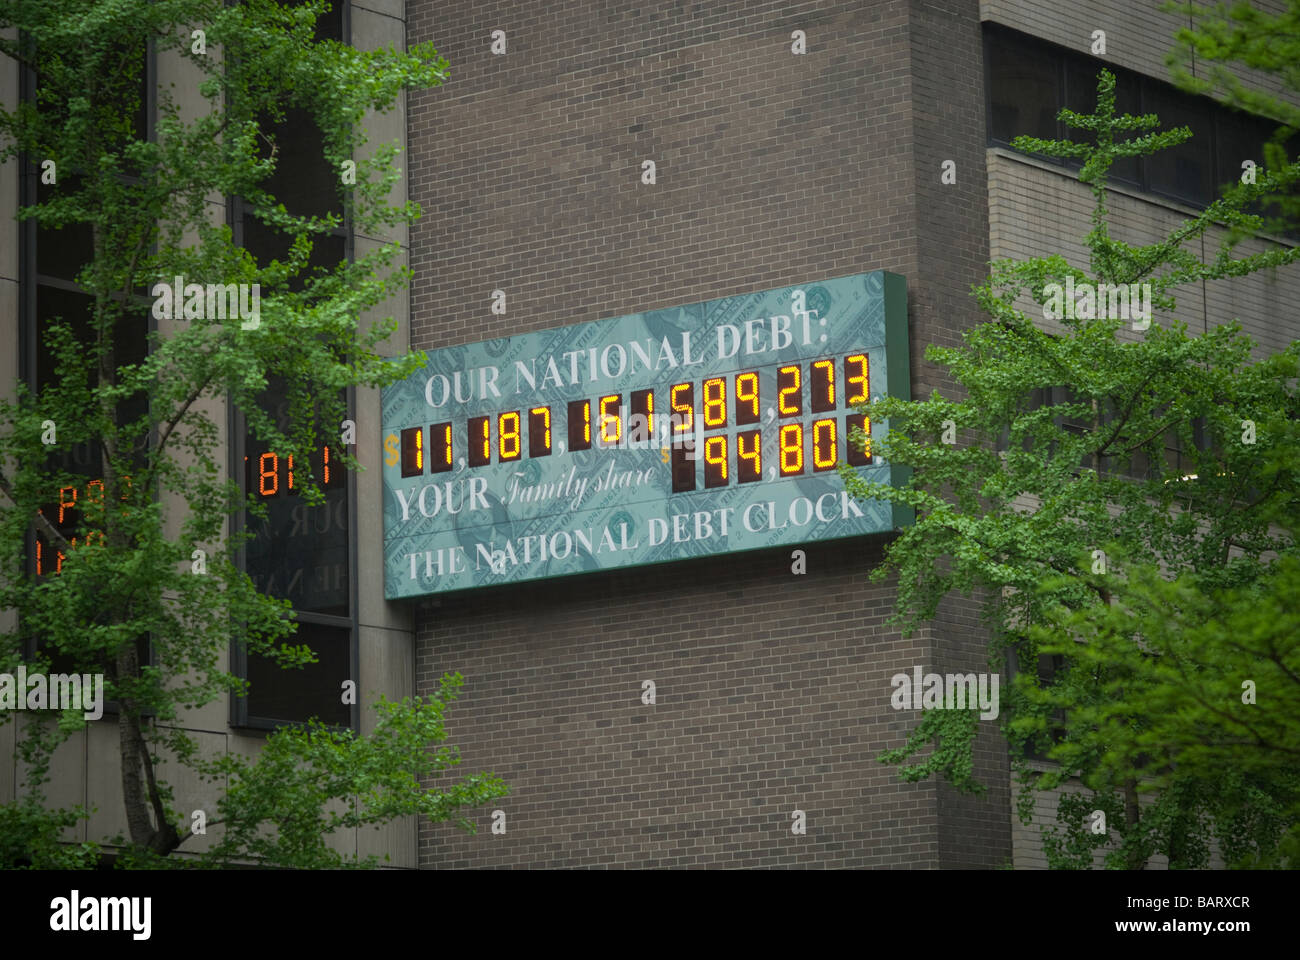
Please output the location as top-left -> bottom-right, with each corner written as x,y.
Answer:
4,0 -> 1295,869
409,0 -> 1002,869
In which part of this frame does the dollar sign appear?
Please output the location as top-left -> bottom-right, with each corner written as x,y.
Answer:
383,433 -> 399,467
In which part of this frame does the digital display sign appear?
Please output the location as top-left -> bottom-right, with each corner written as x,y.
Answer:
32,475 -> 126,576
381,271 -> 910,597
240,383 -> 351,618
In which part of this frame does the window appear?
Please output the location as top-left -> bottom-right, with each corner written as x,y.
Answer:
1025,653 -> 1068,763
986,25 -> 1293,217
233,1 -> 349,294
998,384 -> 1093,468
1163,415 -> 1210,479
1143,84 -> 1214,206
236,105 -> 348,282
1064,55 -> 1140,186
233,375 -> 355,730
20,40 -> 154,699
988,28 -> 1060,147
231,0 -> 355,731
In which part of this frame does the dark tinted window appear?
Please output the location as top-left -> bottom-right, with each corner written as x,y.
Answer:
234,0 -> 354,731
237,375 -> 353,726
34,176 -> 94,284
988,29 -> 1060,145
1215,108 -> 1271,196
241,224 -> 346,292
1065,57 -> 1141,185
1143,84 -> 1214,205
314,1 -> 343,42
987,26 -> 1289,216
260,108 -> 339,221
244,622 -> 351,727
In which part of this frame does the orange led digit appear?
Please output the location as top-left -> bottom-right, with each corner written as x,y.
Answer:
735,372 -> 759,425
703,377 -> 727,429
529,407 -> 552,456
845,414 -> 871,465
778,365 -> 802,417
811,359 -> 835,413
400,427 -> 425,477
670,383 -> 694,434
630,389 -> 654,443
600,395 -> 622,444
58,486 -> 76,523
704,435 -> 728,488
431,422 -> 454,472
812,418 -> 837,471
567,400 -> 592,451
468,416 -> 491,467
322,445 -> 332,486
499,411 -> 522,460
258,453 -> 279,496
779,423 -> 804,475
846,354 -> 869,405
287,454 -> 296,491
737,429 -> 762,483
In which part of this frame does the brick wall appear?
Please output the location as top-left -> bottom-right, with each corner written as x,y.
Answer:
407,0 -> 1005,868
908,0 -> 1009,868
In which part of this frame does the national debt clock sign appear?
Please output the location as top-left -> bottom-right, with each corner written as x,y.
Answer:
381,270 -> 911,598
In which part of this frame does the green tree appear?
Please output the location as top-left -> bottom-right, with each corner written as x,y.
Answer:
1024,533 -> 1300,870
1166,0 -> 1300,235
0,0 -> 507,866
843,69 -> 1300,868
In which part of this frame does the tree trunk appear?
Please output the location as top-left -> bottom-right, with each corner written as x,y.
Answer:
117,642 -> 157,850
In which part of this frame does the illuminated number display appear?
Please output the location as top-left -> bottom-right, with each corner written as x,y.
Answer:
845,354 -> 869,405
778,365 -> 802,418
779,424 -> 804,476
387,355 -> 878,486
400,426 -> 424,477
704,436 -> 728,488
630,389 -> 654,443
811,359 -> 835,413
432,422 -> 454,472
845,413 -> 871,465
246,447 -> 344,498
812,418 -> 837,471
529,407 -> 552,457
599,395 -> 622,445
33,480 -> 111,575
258,453 -> 279,496
468,416 -> 491,468
498,411 -> 522,461
737,429 -> 761,483
735,372 -> 759,425
702,377 -> 727,430
568,399 -> 592,451
670,383 -> 694,435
